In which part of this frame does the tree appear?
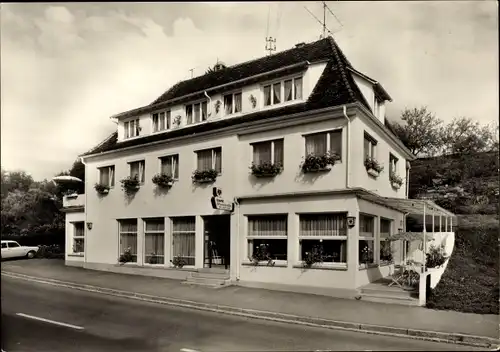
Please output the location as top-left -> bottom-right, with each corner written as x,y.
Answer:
441,117 -> 499,155
387,107 -> 444,157
1,169 -> 34,200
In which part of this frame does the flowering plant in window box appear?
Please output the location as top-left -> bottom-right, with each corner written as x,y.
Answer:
152,173 -> 174,188
426,244 -> 448,269
389,172 -> 403,189
120,175 -> 140,195
171,256 -> 187,268
148,253 -> 162,264
301,152 -> 340,173
192,169 -> 218,183
94,183 -> 110,195
302,244 -> 324,268
249,244 -> 275,266
361,245 -> 374,265
118,247 -> 134,265
364,157 -> 384,177
250,161 -> 283,177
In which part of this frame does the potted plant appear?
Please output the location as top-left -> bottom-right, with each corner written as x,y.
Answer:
301,152 -> 340,173
249,95 -> 257,109
118,247 -> 134,265
192,169 -> 218,183
389,172 -> 403,189
171,256 -> 187,268
364,157 -> 384,177
249,243 -> 275,266
302,244 -> 324,268
250,161 -> 283,177
214,100 -> 222,114
148,253 -> 162,264
152,173 -> 174,188
361,245 -> 374,267
426,244 -> 448,269
120,175 -> 140,195
94,183 -> 110,195
380,239 -> 393,263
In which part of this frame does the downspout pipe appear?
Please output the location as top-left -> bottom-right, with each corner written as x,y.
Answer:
79,156 -> 88,265
204,91 -> 213,118
406,161 -> 411,199
233,197 -> 241,281
342,105 -> 351,189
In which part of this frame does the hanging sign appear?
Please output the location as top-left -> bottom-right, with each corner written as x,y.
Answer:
210,187 -> 234,212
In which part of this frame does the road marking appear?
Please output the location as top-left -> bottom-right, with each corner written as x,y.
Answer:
16,313 -> 84,330
180,349 -> 201,352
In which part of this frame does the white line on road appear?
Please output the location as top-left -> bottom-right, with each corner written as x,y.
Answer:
180,349 -> 201,352
16,313 -> 84,330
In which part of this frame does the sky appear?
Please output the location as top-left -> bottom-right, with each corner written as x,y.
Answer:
1,1 -> 498,180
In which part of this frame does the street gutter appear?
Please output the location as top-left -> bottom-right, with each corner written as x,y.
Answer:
1,271 -> 498,349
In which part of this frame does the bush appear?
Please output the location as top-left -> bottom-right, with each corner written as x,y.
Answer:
426,244 -> 448,269
36,244 -> 64,259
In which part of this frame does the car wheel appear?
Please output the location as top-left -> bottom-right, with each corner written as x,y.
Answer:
26,251 -> 36,259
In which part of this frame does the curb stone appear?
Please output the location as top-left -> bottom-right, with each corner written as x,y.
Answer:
2,270 -> 499,349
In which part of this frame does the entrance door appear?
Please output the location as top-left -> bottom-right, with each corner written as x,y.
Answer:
203,215 -> 231,269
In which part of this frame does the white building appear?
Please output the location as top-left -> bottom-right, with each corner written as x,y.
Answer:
62,36 -> 455,301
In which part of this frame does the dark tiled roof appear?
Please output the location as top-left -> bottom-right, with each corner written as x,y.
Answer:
83,36 -> 376,156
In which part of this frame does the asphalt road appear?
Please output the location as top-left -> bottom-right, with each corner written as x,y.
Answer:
1,276 -> 482,352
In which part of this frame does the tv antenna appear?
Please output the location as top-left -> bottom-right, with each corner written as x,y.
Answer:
188,67 -> 196,78
304,1 -> 343,39
265,4 -> 277,55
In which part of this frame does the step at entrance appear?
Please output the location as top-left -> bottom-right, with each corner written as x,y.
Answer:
182,271 -> 231,289
358,281 -> 420,306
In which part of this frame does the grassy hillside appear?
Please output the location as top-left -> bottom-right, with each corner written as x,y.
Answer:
409,152 -> 499,315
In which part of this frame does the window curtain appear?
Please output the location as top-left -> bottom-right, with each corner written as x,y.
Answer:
248,216 -> 287,237
130,162 -> 140,180
300,214 -> 347,237
294,78 -> 303,100
213,148 -> 222,172
305,133 -> 327,156
186,105 -> 193,125
159,112 -> 165,130
145,219 -> 165,264
100,167 -> 109,185
329,131 -> 342,157
360,215 -> 374,237
120,234 -> 138,258
152,114 -> 159,132
138,161 -> 145,183
74,222 -> 85,237
197,149 -> 212,171
135,119 -> 140,136
201,102 -> 208,121
284,80 -> 293,101
124,122 -> 130,138
194,103 -> 201,123
253,142 -> 272,165
234,93 -> 242,113
273,82 -> 281,104
172,217 -> 195,266
274,140 -> 284,165
166,111 -> 171,129
264,86 -> 271,106
224,94 -> 233,115
109,167 -> 114,187
364,138 -> 370,158
172,156 -> 178,178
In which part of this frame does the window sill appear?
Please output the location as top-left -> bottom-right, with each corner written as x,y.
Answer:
358,263 -> 379,270
379,261 -> 394,267
68,253 -> 84,257
242,261 -> 287,268
293,263 -> 348,271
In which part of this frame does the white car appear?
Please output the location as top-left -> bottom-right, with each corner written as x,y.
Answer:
1,240 -> 39,259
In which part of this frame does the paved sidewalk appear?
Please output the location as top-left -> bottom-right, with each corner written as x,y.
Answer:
2,259 -> 498,340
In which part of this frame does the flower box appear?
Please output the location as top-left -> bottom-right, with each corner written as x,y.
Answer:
389,172 -> 403,189
250,162 -> 283,178
367,168 -> 380,177
152,173 -> 174,188
192,169 -> 218,183
120,176 -> 140,195
94,183 -> 110,195
391,182 -> 401,189
301,152 -> 340,174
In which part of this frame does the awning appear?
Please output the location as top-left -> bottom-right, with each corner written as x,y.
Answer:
357,193 -> 456,218
386,232 -> 433,242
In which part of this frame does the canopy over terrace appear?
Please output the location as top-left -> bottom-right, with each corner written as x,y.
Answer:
358,193 -> 457,272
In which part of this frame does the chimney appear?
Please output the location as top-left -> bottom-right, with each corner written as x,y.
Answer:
213,62 -> 227,72
295,42 -> 306,48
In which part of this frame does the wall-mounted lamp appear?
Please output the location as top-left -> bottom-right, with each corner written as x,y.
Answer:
347,216 -> 356,228
86,222 -> 93,230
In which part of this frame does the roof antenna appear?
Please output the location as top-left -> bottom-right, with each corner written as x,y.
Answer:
265,4 -> 276,56
304,1 -> 343,39
188,67 -> 195,78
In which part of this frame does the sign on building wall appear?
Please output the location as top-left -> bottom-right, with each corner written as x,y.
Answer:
210,187 -> 234,212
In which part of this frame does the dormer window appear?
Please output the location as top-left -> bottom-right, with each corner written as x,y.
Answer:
124,119 -> 140,139
223,92 -> 242,115
186,101 -> 208,125
264,77 -> 303,107
152,111 -> 171,132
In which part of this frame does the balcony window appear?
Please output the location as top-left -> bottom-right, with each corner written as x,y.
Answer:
252,139 -> 284,166
305,130 -> 342,159
160,154 -> 179,179
129,160 -> 145,184
223,92 -> 242,115
98,166 -> 115,187
124,119 -> 140,139
196,147 -> 222,173
153,111 -> 171,132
